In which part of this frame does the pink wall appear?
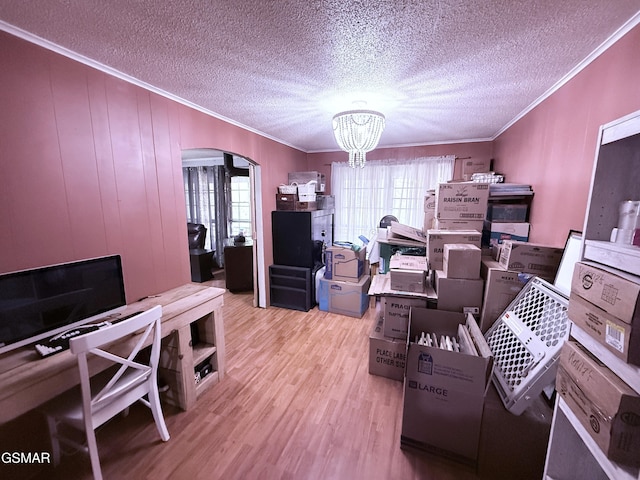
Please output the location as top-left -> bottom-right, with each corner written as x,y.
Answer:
494,24 -> 640,247
307,142 -> 494,194
0,31 -> 307,303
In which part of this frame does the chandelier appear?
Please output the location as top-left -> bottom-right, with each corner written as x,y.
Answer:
332,110 -> 385,168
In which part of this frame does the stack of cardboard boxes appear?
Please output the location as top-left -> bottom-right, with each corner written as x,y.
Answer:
555,261 -> 640,467
435,243 -> 484,314
318,244 -> 370,318
429,182 -> 487,316
365,178 -> 574,466
397,183 -> 495,464
368,253 -> 432,382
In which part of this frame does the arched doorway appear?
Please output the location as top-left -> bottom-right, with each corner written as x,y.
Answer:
182,148 -> 265,307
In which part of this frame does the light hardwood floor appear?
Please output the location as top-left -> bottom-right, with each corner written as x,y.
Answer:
30,279 -> 552,480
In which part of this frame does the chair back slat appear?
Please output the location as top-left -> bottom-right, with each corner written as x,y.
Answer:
69,306 -> 162,353
69,306 -> 162,414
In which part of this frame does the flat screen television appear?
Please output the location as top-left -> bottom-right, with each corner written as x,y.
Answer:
0,255 -> 127,355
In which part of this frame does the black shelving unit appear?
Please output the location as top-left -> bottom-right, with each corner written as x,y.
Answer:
269,265 -> 315,312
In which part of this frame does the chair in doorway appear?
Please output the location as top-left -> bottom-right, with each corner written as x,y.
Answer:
187,222 -> 207,250
42,306 -> 170,480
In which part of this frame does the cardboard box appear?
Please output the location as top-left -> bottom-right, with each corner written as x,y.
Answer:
318,275 -> 371,318
434,218 -> 484,232
426,229 -> 482,271
556,340 -> 640,466
498,240 -> 564,281
435,270 -> 484,314
461,158 -> 492,181
324,245 -> 366,281
389,253 -> 429,271
443,244 -> 481,279
389,254 -> 429,293
571,261 -> 640,326
567,293 -> 640,365
389,221 -> 428,244
369,316 -> 407,381
479,258 -> 527,332
390,269 -> 427,293
401,308 -> 493,465
382,296 -> 429,339
482,221 -> 530,247
435,182 -> 490,221
424,191 -> 436,231
486,203 -> 529,222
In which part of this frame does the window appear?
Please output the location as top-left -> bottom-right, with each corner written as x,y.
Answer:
229,176 -> 251,237
331,156 -> 454,243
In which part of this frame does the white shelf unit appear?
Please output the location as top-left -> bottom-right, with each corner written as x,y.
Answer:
543,109 -> 640,480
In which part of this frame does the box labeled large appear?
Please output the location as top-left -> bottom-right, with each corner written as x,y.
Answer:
436,182 -> 490,220
435,270 -> 484,314
567,293 -> 640,365
498,240 -> 563,280
556,340 -> 640,466
401,308 -> 493,465
324,245 -> 366,281
318,275 -> 371,318
382,296 -> 429,339
482,221 -> 530,247
570,261 -> 640,326
369,316 -> 406,381
443,243 -> 481,279
479,258 -> 526,332
426,229 -> 482,271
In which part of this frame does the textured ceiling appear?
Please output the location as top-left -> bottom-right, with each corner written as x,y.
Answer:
1,1 -> 639,152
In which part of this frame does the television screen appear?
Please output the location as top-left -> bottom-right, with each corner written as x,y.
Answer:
0,255 -> 126,355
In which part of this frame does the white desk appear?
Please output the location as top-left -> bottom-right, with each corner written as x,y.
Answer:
0,283 -> 225,424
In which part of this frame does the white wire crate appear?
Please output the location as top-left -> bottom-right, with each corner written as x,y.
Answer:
485,277 -> 570,415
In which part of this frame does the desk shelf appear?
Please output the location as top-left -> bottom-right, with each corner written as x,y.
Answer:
192,343 -> 217,367
159,297 -> 225,410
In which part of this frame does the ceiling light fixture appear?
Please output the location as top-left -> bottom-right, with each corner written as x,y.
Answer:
332,110 -> 385,168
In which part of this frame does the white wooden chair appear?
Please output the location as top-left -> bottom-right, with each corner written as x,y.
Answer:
43,305 -> 170,480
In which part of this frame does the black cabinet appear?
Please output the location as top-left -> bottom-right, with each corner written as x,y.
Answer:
269,265 -> 319,312
189,249 -> 214,282
224,244 -> 253,292
272,210 -> 333,268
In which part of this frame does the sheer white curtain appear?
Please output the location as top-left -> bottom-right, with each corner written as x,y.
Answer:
331,156 -> 454,243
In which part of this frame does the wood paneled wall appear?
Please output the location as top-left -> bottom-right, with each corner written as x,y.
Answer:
493,24 -> 640,247
0,31 -> 307,303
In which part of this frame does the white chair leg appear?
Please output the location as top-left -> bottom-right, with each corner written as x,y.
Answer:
45,415 -> 62,466
148,386 -> 170,441
85,428 -> 103,480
